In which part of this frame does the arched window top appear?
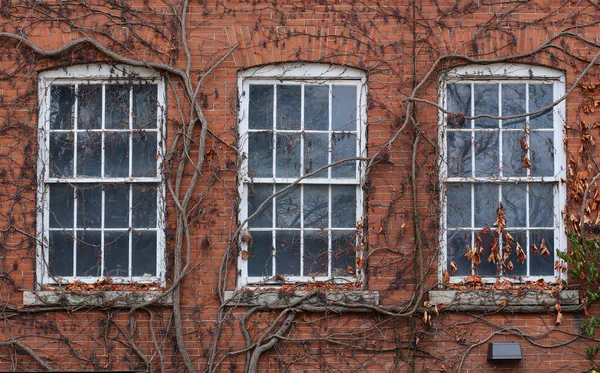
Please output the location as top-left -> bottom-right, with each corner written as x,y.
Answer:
240,63 -> 366,81
39,64 -> 161,81
443,63 -> 564,81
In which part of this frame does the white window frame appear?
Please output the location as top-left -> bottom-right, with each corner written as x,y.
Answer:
438,63 -> 567,284
36,64 -> 166,286
237,63 -> 367,288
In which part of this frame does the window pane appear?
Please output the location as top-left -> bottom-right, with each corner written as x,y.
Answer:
276,230 -> 300,276
530,184 -> 554,227
132,131 -> 157,177
447,183 -> 471,228
304,231 -> 328,277
49,230 -> 74,276
50,85 -> 75,130
248,85 -> 273,130
502,131 -> 526,176
530,230 -> 554,276
304,133 -> 328,178
331,133 -> 356,178
49,132 -> 74,177
132,231 -> 157,276
474,184 -> 498,228
331,185 -> 356,228
105,132 -> 129,177
447,131 -> 471,177
133,85 -> 157,129
447,83 -> 471,118
76,230 -> 101,277
332,86 -> 357,131
276,185 -> 300,228
77,132 -> 102,177
77,85 -> 102,130
331,230 -> 356,277
475,229 -> 498,276
474,132 -> 499,176
105,184 -> 129,228
132,184 -> 157,228
276,133 -> 300,178
502,184 -> 526,228
529,84 -> 553,129
530,131 -> 554,177
501,84 -> 526,128
446,230 -> 470,276
77,184 -> 102,229
474,84 -> 499,128
248,132 -> 273,178
305,85 -> 329,130
247,231 -> 272,277
248,184 -> 273,228
503,230 -> 526,276
304,185 -> 328,229
104,231 -> 129,277
276,85 -> 301,130
105,85 -> 130,129
49,184 -> 74,228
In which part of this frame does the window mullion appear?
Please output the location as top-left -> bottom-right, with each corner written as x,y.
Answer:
328,184 -> 332,278
73,186 -> 78,278
74,84 -> 79,178
101,84 -> 106,178
271,184 -> 276,278
129,184 -> 133,279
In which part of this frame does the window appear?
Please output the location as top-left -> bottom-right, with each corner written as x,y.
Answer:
440,64 -> 566,282
37,65 -> 165,285
238,64 -> 366,287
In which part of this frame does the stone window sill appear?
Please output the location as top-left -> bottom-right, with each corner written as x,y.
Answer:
223,289 -> 379,307
23,290 -> 173,308
428,290 -> 580,313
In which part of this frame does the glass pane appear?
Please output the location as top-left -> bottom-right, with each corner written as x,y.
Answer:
105,184 -> 129,228
447,131 -> 471,177
77,184 -> 102,229
503,230 -> 526,276
447,83 -> 471,118
530,131 -> 554,177
447,183 -> 471,228
104,231 -> 129,277
331,133 -> 356,178
49,230 -> 74,276
132,230 -> 157,276
530,230 -> 554,276
50,85 -> 75,130
529,84 -> 553,129
77,85 -> 102,130
276,85 -> 301,130
132,132 -> 157,177
332,86 -> 357,131
305,85 -> 329,130
530,183 -> 554,227
248,132 -> 273,178
49,184 -> 74,228
77,132 -> 102,177
475,229 -> 498,276
446,230 -> 470,276
248,184 -> 273,228
331,230 -> 356,276
331,185 -> 356,228
248,85 -> 273,130
501,84 -> 526,128
247,231 -> 272,277
105,85 -> 130,129
502,184 -> 526,228
276,185 -> 301,228
133,85 -> 157,129
474,132 -> 499,177
502,131 -> 526,176
76,230 -> 101,277
276,133 -> 300,178
304,185 -> 328,229
105,132 -> 129,177
275,230 -> 300,276
304,231 -> 328,277
304,133 -> 328,178
474,184 -> 498,228
133,184 -> 157,228
474,84 -> 499,128
49,132 -> 74,177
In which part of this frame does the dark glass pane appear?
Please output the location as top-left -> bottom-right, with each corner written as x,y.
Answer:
305,85 -> 329,130
447,83 -> 471,118
530,131 -> 554,177
530,230 -> 554,276
77,85 -> 102,130
304,185 -> 328,229
276,133 -> 300,178
529,84 -> 553,129
133,184 -> 157,228
474,184 -> 498,228
77,184 -> 102,229
447,183 -> 471,228
50,85 -> 75,130
331,133 -> 356,178
474,131 -> 499,176
447,230 -> 470,276
474,84 -> 499,128
247,231 -> 272,277
133,85 -> 158,129
331,230 -> 356,277
49,132 -> 74,177
530,183 -> 554,227
132,132 -> 157,177
105,184 -> 129,228
503,230 -> 527,276
248,132 -> 273,178
502,184 -> 526,228
304,231 -> 328,277
331,185 -> 356,228
104,231 -> 129,277
248,184 -> 273,228
447,131 -> 471,177
275,230 -> 300,276
105,132 -> 129,177
106,85 -> 130,129
77,132 -> 102,177
276,85 -> 301,130
332,86 -> 357,131
132,230 -> 157,276
475,229 -> 498,276
49,230 -> 74,276
501,84 -> 526,128
304,133 -> 328,178
49,184 -> 74,228
248,85 -> 274,130
76,230 -> 101,277
276,185 -> 301,228
502,131 -> 526,176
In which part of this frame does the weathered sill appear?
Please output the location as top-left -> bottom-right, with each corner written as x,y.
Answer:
428,290 -> 581,313
23,290 -> 173,308
223,290 -> 379,307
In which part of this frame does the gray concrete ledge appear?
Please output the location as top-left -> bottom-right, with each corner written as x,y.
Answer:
23,290 -> 173,308
223,290 -> 379,307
